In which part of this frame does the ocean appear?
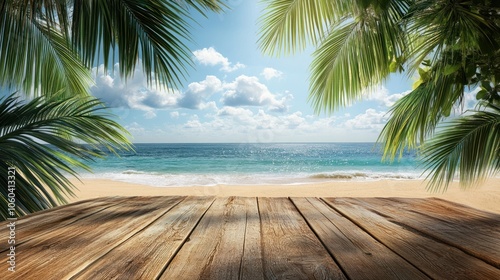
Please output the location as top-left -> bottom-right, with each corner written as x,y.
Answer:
80,143 -> 424,187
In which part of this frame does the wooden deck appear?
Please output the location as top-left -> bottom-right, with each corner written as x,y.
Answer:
1,196 -> 499,279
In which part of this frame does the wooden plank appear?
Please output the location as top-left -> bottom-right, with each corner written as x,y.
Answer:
240,197 -> 264,280
0,195 -> 116,225
324,198 -> 500,279
350,197 -> 500,268
0,196 -> 116,234
159,197 -> 251,280
0,196 -> 127,251
72,196 -> 215,279
292,197 -> 428,280
423,197 -> 500,219
379,197 -> 500,232
258,197 -> 346,280
0,196 -> 185,279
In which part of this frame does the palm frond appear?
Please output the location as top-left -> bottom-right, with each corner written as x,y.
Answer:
406,0 -> 498,74
258,0 -> 500,190
379,72 -> 464,160
181,0 -> 227,14
309,1 -> 409,112
0,1 -> 92,97
0,94 -> 132,220
422,102 -> 500,192
258,0 -> 342,56
71,0 -> 226,90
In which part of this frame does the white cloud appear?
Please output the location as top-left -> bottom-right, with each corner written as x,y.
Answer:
170,111 -> 180,118
217,106 -> 254,117
182,108 -> 322,140
127,108 -> 385,143
305,116 -> 341,132
91,64 -> 293,115
192,47 -> 245,72
91,63 -> 181,111
184,119 -> 202,129
178,76 -> 223,109
283,111 -> 305,128
367,86 -> 410,107
91,66 -> 220,111
221,75 -> 288,111
141,90 -> 182,109
125,122 -> 145,134
200,101 -> 218,111
187,75 -> 222,94
183,115 -> 203,129
261,67 -> 283,80
143,111 -> 157,119
216,106 -> 255,126
344,109 -> 388,130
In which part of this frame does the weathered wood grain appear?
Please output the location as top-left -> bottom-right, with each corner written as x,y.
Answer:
239,197 -> 264,280
292,197 -> 428,280
349,197 -> 500,268
2,196 -> 499,280
73,196 -> 215,279
0,197 -> 127,252
160,197 -> 252,280
258,197 -> 346,280
0,196 -> 184,280
324,198 -> 500,280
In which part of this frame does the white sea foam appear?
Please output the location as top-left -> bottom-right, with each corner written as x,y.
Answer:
80,170 -> 425,187
309,171 -> 422,181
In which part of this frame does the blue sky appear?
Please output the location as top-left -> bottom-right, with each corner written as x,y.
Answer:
89,1 -> 420,143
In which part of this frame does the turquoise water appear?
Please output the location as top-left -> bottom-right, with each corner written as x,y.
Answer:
80,143 -> 424,186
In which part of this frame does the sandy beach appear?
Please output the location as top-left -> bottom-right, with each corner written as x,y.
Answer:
68,177 -> 500,214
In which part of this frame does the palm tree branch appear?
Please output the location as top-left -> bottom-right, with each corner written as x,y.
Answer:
258,0 -> 342,56
379,72 -> 465,160
0,2 -> 91,97
0,94 -> 132,219
422,102 -> 500,191
71,0 -> 225,89
405,0 -> 498,74
309,8 -> 407,113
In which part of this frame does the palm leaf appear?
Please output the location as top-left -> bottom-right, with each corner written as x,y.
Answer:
0,94 -> 132,220
258,0 -> 345,56
405,0 -> 498,75
422,102 -> 500,191
0,1 -> 92,97
309,1 -> 410,112
258,0 -> 500,190
71,0 -> 226,90
379,71 -> 464,160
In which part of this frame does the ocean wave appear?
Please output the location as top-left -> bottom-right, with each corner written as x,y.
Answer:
80,170 -> 423,187
121,170 -> 148,175
309,172 -> 421,181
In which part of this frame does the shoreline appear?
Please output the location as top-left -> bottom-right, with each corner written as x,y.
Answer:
67,177 -> 500,214
78,171 -> 424,187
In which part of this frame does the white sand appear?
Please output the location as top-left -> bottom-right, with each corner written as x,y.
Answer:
67,177 -> 500,214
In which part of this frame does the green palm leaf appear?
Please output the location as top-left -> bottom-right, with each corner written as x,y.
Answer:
422,102 -> 500,191
258,0 -> 341,56
1,0 -> 226,96
0,94 -> 132,220
259,0 -> 499,190
309,9 -> 407,112
71,0 -> 226,89
0,0 -> 226,218
379,71 -> 464,160
406,0 -> 498,72
259,0 -> 410,112
0,1 -> 92,97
